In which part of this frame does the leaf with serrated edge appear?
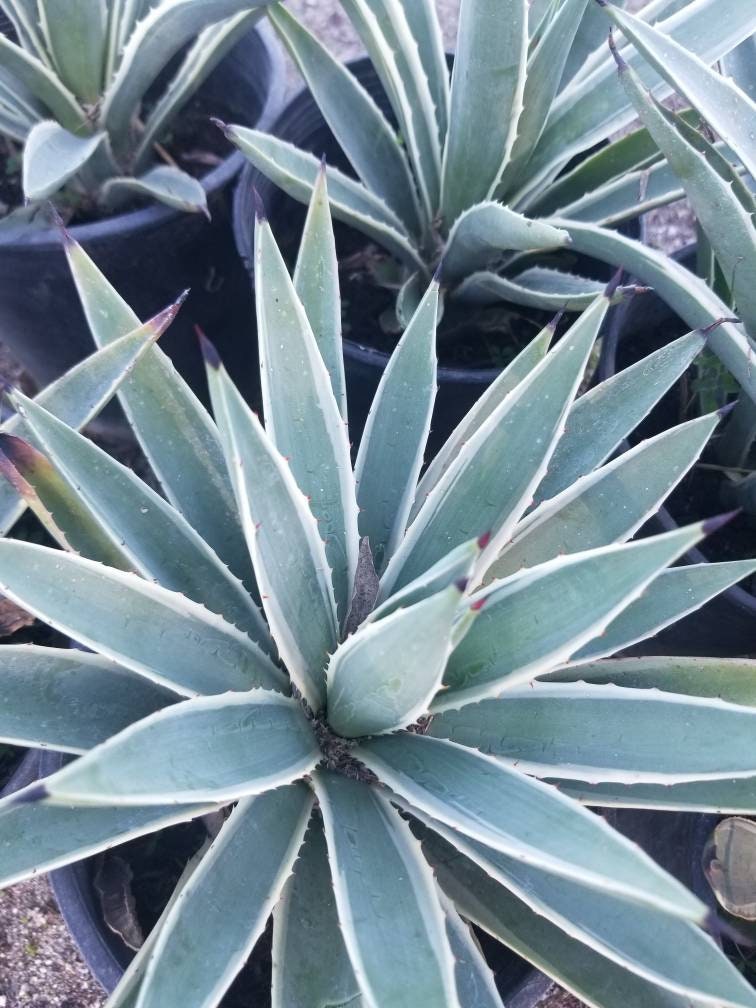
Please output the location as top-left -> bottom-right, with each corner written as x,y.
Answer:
441,0 -> 527,225
549,220 -> 756,404
380,294 -> 607,599
500,0 -> 589,195
455,267 -> 606,310
9,391 -> 272,650
439,522 -> 706,709
338,0 -> 442,225
603,1 -> 756,182
136,784 -> 313,1008
524,0 -> 756,207
421,821 -> 756,1008
133,11 -> 262,174
23,121 -> 106,201
0,434 -> 133,572
569,559 -> 756,664
313,771 -> 460,1008
0,786 -> 215,889
0,645 -> 177,754
355,280 -> 438,572
441,891 -> 501,1008
442,203 -> 569,285
547,656 -> 756,707
0,539 -> 284,698
327,581 -> 468,738
612,45 -> 756,335
225,127 -> 426,273
487,412 -> 717,580
101,166 -> 208,215
100,0 -> 278,155
0,313 -> 165,537
256,213 -> 358,629
272,817 -> 365,1008
411,322 -> 553,522
367,537 -> 480,624
42,690 -> 319,806
294,167 -> 347,422
63,235 -> 255,589
535,327 -> 706,505
423,825 -> 711,1008
431,681 -> 756,784
358,733 -> 704,921
37,0 -> 107,103
203,346 -> 337,712
0,33 -> 86,130
269,4 -> 422,237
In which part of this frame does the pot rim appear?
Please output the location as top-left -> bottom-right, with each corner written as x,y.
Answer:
0,19 -> 285,251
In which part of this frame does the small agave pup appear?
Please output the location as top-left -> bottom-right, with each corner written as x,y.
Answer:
223,0 -> 756,387
0,0 -> 276,216
4,180 -> 756,1008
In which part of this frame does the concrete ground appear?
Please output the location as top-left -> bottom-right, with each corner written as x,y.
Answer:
0,0 -> 690,1004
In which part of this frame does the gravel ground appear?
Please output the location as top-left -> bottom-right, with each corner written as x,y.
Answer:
0,0 -> 689,1004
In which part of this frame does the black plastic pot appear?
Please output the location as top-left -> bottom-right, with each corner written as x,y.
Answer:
232,57 -> 639,452
0,22 -> 284,422
598,244 -> 756,656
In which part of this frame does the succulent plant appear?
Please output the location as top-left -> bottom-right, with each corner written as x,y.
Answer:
596,1 -> 756,517
0,0 -> 276,216
2,176 -> 756,1008
221,0 -> 756,387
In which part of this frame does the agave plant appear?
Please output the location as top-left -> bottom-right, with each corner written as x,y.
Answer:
3,176 -> 756,1008
595,1 -> 756,517
0,0 -> 276,216
221,0 -> 756,382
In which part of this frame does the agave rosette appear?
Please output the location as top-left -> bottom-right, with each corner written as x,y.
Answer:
0,176 -> 756,1007
0,0 -> 277,214
222,0 -> 756,409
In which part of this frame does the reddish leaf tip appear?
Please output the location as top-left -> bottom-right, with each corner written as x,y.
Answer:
703,510 -> 741,535
477,530 -> 492,550
253,186 -> 267,221
470,596 -> 487,612
604,267 -> 624,299
701,316 -> 741,337
196,325 -> 221,370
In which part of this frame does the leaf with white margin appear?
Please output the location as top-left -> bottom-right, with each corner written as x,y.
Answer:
136,784 -> 313,1008
41,690 -> 319,806
313,771 -> 460,1008
357,732 -> 705,921
0,539 -> 284,698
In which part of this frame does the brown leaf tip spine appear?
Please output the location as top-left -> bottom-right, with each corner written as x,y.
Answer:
210,117 -> 230,136
607,29 -> 628,71
454,577 -> 470,594
604,267 -> 624,299
10,783 -> 48,805
547,310 -> 565,332
703,510 -> 741,535
196,325 -> 221,370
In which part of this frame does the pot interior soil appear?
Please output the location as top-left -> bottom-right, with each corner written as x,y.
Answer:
613,304 -> 756,597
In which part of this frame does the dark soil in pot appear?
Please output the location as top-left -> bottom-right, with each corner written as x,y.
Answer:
232,56 -> 639,453
598,245 -> 756,656
0,22 -> 284,423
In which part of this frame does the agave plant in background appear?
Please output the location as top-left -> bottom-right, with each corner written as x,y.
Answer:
0,0 -> 277,216
594,0 -> 756,522
3,176 -> 756,1008
222,0 -> 756,388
